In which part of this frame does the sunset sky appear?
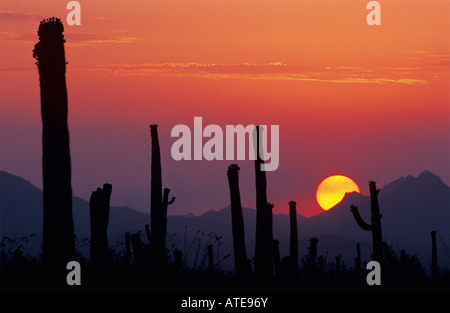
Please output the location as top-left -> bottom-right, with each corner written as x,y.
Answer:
1,0 -> 449,217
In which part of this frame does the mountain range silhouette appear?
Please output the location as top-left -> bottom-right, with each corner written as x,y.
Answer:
1,169 -> 449,272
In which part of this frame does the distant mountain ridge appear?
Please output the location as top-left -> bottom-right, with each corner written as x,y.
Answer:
1,170 -> 449,272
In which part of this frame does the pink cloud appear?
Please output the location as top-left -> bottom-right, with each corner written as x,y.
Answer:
82,62 -> 428,85
0,10 -> 44,20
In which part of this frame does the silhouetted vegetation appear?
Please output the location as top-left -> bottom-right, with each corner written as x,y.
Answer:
89,183 -> 112,276
431,230 -> 438,285
351,181 -> 384,264
288,200 -> 299,277
254,126 -> 274,282
3,17 -> 449,294
149,124 -> 175,272
2,229 -> 449,292
33,17 -> 75,283
227,164 -> 252,279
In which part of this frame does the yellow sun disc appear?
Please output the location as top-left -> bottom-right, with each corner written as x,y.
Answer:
316,175 -> 360,211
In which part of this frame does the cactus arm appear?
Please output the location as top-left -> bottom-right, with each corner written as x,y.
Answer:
162,188 -> 175,207
350,205 -> 372,231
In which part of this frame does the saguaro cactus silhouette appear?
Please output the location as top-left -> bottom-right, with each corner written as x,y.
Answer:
149,124 -> 175,269
308,237 -> 318,267
173,249 -> 183,274
33,17 -> 75,272
130,233 -> 144,271
125,232 -> 131,270
272,239 -> 281,277
305,237 -> 319,283
289,201 -> 299,269
89,183 -> 112,270
145,224 -> 151,244
253,126 -> 273,280
350,181 -> 383,263
335,255 -> 342,281
207,245 -> 214,275
431,230 -> 437,284
227,164 -> 251,278
354,243 -> 362,275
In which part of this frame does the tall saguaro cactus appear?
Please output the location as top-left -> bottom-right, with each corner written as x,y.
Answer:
130,233 -> 144,271
227,164 -> 251,278
350,181 -> 383,263
150,124 -> 175,269
308,237 -> 318,267
305,237 -> 319,282
431,230 -> 437,284
272,239 -> 281,277
254,126 -> 273,280
33,18 -> 75,273
89,183 -> 112,270
354,243 -> 362,275
289,201 -> 299,269
125,232 -> 131,270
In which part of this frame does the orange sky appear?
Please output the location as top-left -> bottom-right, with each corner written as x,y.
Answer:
1,0 -> 449,216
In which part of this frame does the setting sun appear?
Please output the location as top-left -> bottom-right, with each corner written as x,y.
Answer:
316,175 -> 360,211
